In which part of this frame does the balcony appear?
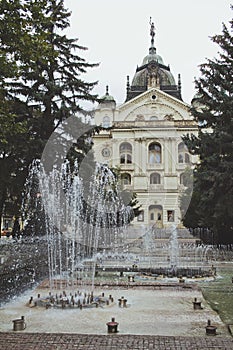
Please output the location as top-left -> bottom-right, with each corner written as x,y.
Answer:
147,163 -> 164,171
149,184 -> 164,192
119,163 -> 135,171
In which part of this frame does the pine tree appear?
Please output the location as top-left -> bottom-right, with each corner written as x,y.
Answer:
0,0 -> 99,234
183,13 -> 233,244
0,44 -> 29,233
0,0 -> 140,236
1,0 -> 98,141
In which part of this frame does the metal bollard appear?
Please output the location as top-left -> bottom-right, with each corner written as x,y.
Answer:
12,316 -> 26,331
106,317 -> 119,333
205,319 -> 217,335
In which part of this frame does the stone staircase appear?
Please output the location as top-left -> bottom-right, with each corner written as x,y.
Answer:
125,225 -> 196,240
115,225 -> 212,269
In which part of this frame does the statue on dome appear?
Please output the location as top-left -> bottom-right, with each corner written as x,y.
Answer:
149,17 -> 155,41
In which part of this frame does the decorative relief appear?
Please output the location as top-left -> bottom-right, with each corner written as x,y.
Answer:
135,137 -> 147,142
135,114 -> 145,121
124,101 -> 183,122
163,114 -> 174,121
102,148 -> 111,157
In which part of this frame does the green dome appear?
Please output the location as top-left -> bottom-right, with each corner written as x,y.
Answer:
142,53 -> 164,65
100,86 -> 115,103
100,94 -> 115,102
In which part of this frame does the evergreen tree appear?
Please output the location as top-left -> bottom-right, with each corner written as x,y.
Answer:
0,0 -> 98,142
0,49 -> 29,233
0,0 -> 99,234
183,14 -> 233,244
0,0 -> 140,236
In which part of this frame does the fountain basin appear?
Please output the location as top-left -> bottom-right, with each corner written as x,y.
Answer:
27,290 -> 114,310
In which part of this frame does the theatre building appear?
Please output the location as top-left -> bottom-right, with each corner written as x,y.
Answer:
92,22 -> 197,229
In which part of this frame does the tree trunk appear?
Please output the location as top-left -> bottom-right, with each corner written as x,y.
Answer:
0,190 -> 7,238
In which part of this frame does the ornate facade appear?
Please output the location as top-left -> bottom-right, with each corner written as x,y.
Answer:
92,22 -> 197,228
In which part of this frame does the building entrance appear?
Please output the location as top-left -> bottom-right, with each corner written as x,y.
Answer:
149,205 -> 163,227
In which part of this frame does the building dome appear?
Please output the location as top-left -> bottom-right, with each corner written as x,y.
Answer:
99,86 -> 116,106
100,85 -> 115,101
131,65 -> 176,88
125,22 -> 182,102
142,47 -> 164,66
103,94 -> 115,101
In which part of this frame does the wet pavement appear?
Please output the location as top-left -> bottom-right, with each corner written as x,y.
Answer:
0,286 -> 230,336
0,285 -> 233,349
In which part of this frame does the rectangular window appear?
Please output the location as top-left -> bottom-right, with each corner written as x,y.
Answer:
137,211 -> 144,222
167,210 -> 174,222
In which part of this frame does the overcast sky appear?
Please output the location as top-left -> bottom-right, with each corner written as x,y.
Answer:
64,0 -> 232,106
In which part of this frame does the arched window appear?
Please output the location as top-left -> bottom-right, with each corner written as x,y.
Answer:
137,210 -> 144,222
120,142 -> 132,164
149,142 -> 161,164
178,154 -> 184,163
178,142 -> 190,164
150,172 -> 161,184
120,173 -> 131,185
150,116 -> 158,121
149,205 -> 163,223
103,116 -> 110,128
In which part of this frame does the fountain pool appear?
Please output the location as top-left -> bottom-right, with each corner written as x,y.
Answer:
0,158 -> 230,338
0,285 -> 230,337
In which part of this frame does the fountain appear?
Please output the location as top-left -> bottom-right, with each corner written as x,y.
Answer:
118,296 -> 127,307
169,224 -> 179,274
27,290 -> 114,310
0,164 -> 227,337
0,125 -> 228,338
1,155 -> 216,311
20,159 -> 134,306
111,223 -> 216,280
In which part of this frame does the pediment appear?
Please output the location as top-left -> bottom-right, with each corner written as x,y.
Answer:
118,88 -> 192,122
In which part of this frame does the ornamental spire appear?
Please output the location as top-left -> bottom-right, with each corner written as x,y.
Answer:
149,17 -> 155,46
149,17 -> 156,54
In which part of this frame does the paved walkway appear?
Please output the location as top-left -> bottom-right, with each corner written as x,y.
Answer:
1,332 -> 233,350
